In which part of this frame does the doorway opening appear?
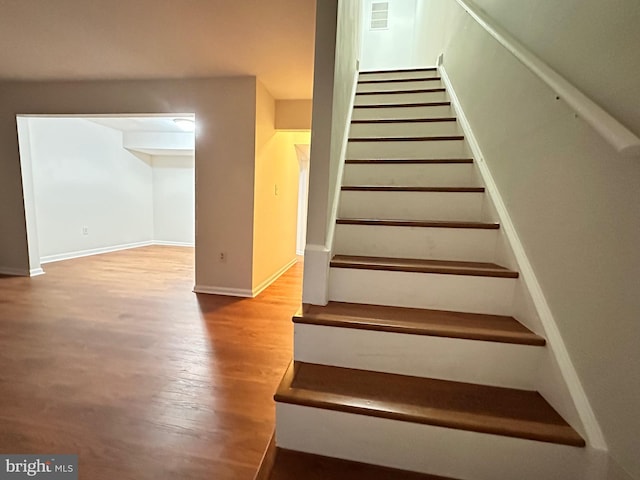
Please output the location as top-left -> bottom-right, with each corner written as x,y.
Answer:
17,114 -> 196,276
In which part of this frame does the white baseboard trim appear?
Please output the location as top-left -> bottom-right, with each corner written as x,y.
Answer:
296,249 -> 305,256
152,241 -> 195,247
302,244 -> 331,305
40,241 -> 154,264
252,257 -> 298,298
0,266 -> 30,276
29,268 -> 45,277
193,285 -> 254,298
439,60 -> 605,450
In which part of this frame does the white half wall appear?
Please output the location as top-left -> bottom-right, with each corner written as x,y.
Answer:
152,155 -> 195,245
26,117 -> 154,261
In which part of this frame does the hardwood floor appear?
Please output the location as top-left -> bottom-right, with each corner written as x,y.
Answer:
0,246 -> 302,480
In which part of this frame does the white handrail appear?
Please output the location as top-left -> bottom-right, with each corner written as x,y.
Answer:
454,0 -> 640,157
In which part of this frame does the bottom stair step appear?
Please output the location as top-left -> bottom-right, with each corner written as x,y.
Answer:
256,436 -> 456,480
275,361 -> 584,447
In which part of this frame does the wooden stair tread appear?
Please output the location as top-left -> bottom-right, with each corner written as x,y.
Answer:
356,87 -> 446,95
360,67 -> 438,74
351,117 -> 456,124
336,218 -> 499,229
345,158 -> 473,164
359,77 -> 442,84
275,362 -> 585,447
354,101 -> 450,109
330,255 -> 518,278
341,186 -> 484,192
296,302 -> 545,346
349,135 -> 464,142
265,447 -> 455,480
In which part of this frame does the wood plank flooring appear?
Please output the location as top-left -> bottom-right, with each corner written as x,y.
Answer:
0,246 -> 302,480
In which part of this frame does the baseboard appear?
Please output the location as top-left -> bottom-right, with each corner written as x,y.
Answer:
252,258 -> 298,298
0,266 -> 30,276
40,241 -> 154,264
302,244 -> 331,305
29,268 -> 45,277
296,249 -> 305,256
193,285 -> 254,298
439,60 -> 605,450
152,240 -> 194,247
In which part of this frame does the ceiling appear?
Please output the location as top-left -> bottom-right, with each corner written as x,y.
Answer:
0,0 -> 316,99
87,115 -> 194,133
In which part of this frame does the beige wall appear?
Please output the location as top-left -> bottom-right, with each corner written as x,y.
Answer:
0,77 -> 257,292
418,1 -> 640,477
253,81 -> 309,292
275,100 -> 313,130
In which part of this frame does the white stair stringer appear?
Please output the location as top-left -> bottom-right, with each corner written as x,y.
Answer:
342,162 -> 477,187
294,323 -> 541,389
328,268 -> 516,315
338,190 -> 485,221
333,224 -> 499,263
275,404 -> 606,480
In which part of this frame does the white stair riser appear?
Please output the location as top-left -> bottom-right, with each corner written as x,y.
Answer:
352,105 -> 453,121
347,140 -> 468,159
342,163 -> 477,187
328,268 -> 515,315
276,405 -> 603,480
338,191 -> 485,222
333,224 -> 499,262
350,121 -> 460,137
294,323 -> 541,389
354,91 -> 447,105
359,70 -> 440,81
357,79 -> 442,93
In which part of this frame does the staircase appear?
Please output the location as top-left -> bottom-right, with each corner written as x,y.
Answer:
256,68 -> 594,480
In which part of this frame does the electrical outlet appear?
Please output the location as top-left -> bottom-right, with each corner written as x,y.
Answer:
82,226 -> 89,236
219,252 -> 226,263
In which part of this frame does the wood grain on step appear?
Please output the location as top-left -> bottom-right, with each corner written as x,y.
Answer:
275,362 -> 585,447
341,186 -> 484,192
330,255 -> 518,278
260,446 -> 456,480
336,218 -> 499,229
296,302 -> 545,346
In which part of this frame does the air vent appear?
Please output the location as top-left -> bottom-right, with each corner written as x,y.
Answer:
370,2 -> 389,30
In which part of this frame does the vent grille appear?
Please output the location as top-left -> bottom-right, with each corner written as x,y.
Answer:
370,2 -> 389,30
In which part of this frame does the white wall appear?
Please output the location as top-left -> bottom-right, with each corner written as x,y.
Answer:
152,155 -> 195,246
360,0 -> 429,71
417,1 -> 640,478
26,117 -> 154,262
304,0 -> 363,304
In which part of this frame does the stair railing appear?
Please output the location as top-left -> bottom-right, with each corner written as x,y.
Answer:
455,0 -> 640,157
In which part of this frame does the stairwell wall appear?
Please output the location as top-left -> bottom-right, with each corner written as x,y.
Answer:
417,1 -> 640,478
304,0 -> 363,304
